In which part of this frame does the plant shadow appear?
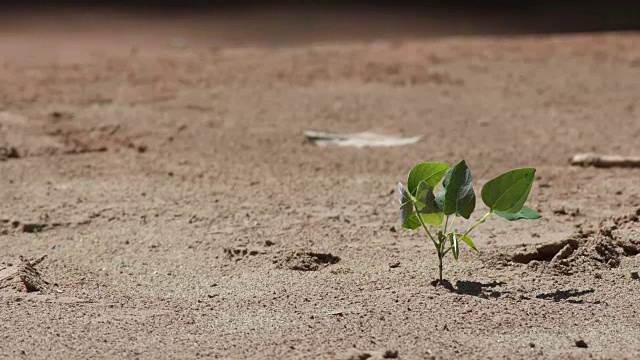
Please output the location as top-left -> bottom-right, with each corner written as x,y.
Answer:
434,279 -> 506,299
535,288 -> 595,304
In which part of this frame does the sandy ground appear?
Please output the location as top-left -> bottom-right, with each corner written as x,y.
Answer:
1,9 -> 640,360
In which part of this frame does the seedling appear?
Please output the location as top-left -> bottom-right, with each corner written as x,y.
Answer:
398,160 -> 540,283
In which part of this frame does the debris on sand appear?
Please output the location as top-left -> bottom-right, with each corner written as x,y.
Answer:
276,251 -> 340,271
575,339 -> 589,348
0,255 -> 50,293
493,211 -> 640,275
570,153 -> 640,168
552,206 -> 580,217
338,349 -> 399,360
0,146 -> 20,161
304,130 -> 420,148
223,247 -> 266,260
22,223 -> 48,234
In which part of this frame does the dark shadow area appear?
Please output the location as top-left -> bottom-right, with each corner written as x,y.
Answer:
434,279 -> 506,299
535,288 -> 595,304
455,280 -> 506,298
0,1 -> 640,39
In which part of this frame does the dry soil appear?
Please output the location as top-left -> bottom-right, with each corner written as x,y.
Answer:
1,9 -> 640,360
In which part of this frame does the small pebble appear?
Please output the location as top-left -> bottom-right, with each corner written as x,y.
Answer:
383,349 -> 399,358
575,339 -> 588,348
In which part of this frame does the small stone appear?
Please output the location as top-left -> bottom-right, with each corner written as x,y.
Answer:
389,226 -> 397,233
389,262 -> 400,269
552,244 -> 574,262
631,271 -> 639,280
529,342 -> 536,348
382,349 -> 399,358
553,207 -> 567,215
5,147 -> 20,159
575,339 -> 588,348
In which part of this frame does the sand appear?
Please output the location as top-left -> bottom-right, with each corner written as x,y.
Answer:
1,8 -> 640,360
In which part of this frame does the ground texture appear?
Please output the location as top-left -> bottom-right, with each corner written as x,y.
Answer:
1,10 -> 640,360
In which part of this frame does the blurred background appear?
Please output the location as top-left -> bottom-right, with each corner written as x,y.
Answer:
1,1 -> 640,42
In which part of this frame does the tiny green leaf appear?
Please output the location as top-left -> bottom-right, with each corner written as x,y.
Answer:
456,233 -> 478,252
450,233 -> 460,260
398,183 -> 420,230
443,160 -> 476,219
481,168 -> 536,213
407,162 -> 449,195
495,206 -> 541,221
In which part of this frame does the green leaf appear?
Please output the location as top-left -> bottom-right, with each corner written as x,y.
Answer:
495,206 -> 541,221
456,233 -> 478,252
401,215 -> 421,230
398,182 -> 412,205
481,168 -> 536,213
407,162 -> 449,195
398,183 -> 420,230
434,166 -> 453,212
415,181 -> 444,226
417,213 -> 444,227
415,181 -> 438,213
443,160 -> 476,219
435,189 -> 446,212
450,233 -> 460,260
441,166 -> 454,188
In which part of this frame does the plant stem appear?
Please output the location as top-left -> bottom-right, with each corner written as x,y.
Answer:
438,252 -> 443,282
463,211 -> 493,237
436,231 -> 445,283
413,204 -> 438,247
443,215 -> 450,234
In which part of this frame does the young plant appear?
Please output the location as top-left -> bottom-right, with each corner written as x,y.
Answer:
398,160 -> 540,283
